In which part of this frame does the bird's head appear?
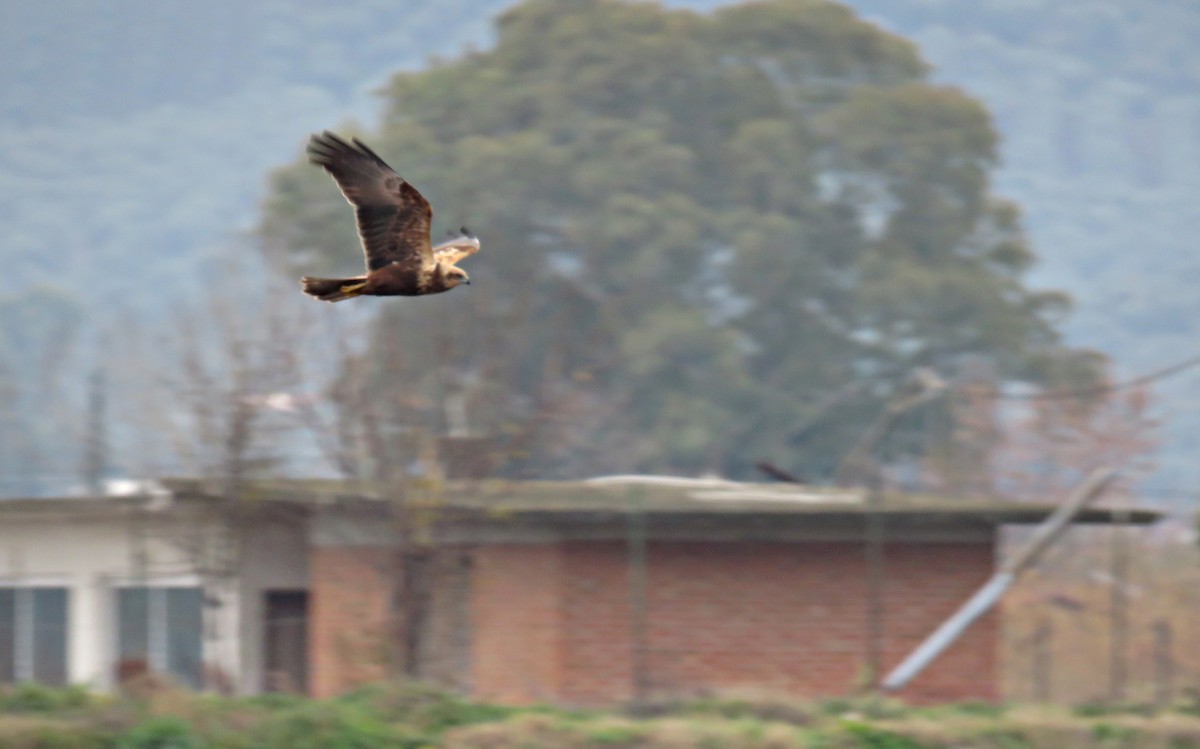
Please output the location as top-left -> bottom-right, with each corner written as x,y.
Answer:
443,266 -> 471,288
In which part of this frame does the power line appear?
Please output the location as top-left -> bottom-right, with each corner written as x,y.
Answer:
965,352 -> 1200,402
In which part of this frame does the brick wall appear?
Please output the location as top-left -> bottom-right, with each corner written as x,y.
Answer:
316,535 -> 997,705
560,541 -> 636,704
639,540 -> 869,699
881,543 -> 998,702
470,543 -> 566,704
308,546 -> 392,698
417,549 -> 475,692
471,538 -> 997,706
310,545 -> 477,698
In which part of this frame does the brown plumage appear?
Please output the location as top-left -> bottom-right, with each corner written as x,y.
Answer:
300,131 -> 480,302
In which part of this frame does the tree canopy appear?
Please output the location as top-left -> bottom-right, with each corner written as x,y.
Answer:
260,0 -> 1101,482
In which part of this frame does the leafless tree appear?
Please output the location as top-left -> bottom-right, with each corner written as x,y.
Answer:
111,250 -> 342,688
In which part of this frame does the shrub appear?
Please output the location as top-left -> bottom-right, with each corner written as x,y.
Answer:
252,699 -> 415,749
339,681 -> 513,732
837,721 -> 931,749
1072,701 -> 1155,719
1091,722 -> 1136,745
680,692 -> 817,727
941,701 -> 1008,719
581,720 -> 644,746
0,684 -> 93,714
116,716 -> 201,749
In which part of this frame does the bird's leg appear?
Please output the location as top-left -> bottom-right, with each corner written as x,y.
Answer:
339,281 -> 368,295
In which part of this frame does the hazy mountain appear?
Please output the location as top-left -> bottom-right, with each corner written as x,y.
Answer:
0,0 -> 511,316
846,0 -> 1200,497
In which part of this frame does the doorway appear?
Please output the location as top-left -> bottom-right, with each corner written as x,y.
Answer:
263,590 -> 308,693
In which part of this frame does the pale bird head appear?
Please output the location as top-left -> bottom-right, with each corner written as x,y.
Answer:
443,266 -> 471,287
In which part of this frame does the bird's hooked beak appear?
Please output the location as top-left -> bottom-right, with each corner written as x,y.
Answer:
461,276 -> 471,285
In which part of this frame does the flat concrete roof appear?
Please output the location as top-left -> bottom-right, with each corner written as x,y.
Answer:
158,475 -> 1163,527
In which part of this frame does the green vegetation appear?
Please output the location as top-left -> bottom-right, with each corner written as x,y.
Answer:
1,684 -> 1200,749
262,0 -> 1101,482
0,682 -> 92,714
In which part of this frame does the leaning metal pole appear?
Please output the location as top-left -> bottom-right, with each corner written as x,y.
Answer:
881,466 -> 1117,692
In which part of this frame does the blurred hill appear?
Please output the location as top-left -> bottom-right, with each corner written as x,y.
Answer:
0,0 -> 511,315
845,0 -> 1200,496
1,0 -> 1198,493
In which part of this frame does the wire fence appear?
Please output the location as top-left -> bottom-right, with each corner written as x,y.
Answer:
1002,524 -> 1200,706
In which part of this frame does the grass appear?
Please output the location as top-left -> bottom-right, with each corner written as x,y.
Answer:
1,683 -> 1200,749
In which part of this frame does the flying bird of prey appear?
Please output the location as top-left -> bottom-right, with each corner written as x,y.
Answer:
300,131 -> 480,302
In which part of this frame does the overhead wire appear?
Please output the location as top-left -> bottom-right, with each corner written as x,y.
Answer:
960,352 -> 1200,402
759,352 -> 1200,486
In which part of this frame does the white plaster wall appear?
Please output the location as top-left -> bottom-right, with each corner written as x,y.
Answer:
0,509 -> 196,686
237,517 -> 309,694
0,502 -> 305,692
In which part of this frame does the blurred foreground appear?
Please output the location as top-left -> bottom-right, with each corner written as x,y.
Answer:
2,680 -> 1200,749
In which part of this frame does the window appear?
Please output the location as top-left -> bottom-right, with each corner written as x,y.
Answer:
116,587 -> 203,689
0,586 -> 69,686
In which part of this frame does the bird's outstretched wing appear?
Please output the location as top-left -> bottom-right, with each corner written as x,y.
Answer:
432,227 -> 481,266
306,131 -> 433,271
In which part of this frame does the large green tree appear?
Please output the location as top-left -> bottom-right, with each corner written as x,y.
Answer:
261,0 -> 1100,481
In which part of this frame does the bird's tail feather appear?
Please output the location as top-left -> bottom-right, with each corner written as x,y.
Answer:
301,276 -> 367,302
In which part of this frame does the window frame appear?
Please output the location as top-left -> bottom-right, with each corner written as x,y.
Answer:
111,577 -> 205,690
0,577 -> 71,686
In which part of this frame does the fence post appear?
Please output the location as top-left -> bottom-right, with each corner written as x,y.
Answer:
1109,514 -> 1130,702
1033,618 -> 1053,703
627,488 -> 649,706
1153,619 -> 1173,708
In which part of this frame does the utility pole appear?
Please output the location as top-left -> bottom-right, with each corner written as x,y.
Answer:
883,468 -> 1117,691
836,368 -> 946,690
627,487 -> 650,706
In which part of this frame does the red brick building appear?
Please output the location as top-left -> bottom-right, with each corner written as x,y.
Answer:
170,477 -> 1155,705
465,539 -> 994,704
